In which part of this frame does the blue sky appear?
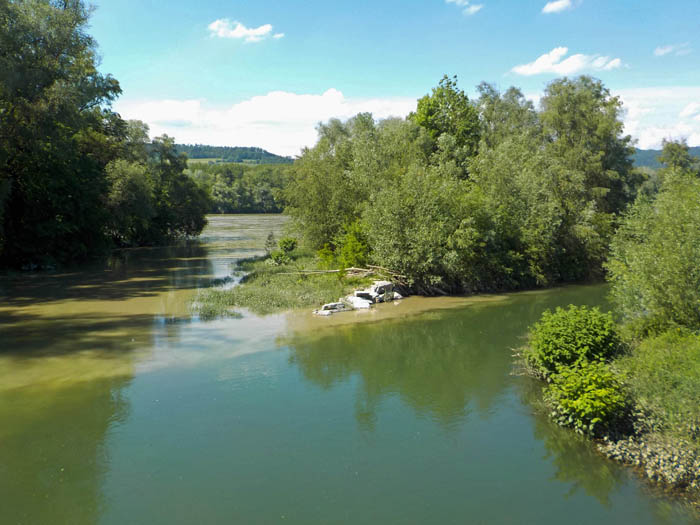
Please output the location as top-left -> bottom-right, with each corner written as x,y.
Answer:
89,0 -> 700,155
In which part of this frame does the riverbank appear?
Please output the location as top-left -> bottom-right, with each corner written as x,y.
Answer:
600,330 -> 700,510
519,313 -> 700,512
191,251 -> 377,318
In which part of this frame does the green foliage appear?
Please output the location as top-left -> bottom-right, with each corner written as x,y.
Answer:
0,0 -> 209,266
657,138 -> 698,171
316,244 -> 336,270
285,75 -> 636,293
0,0 -> 121,265
525,305 -> 621,377
335,221 -> 369,269
105,159 -> 155,246
616,329 -> 700,442
176,144 -> 292,164
278,237 -> 298,254
546,361 -> 628,436
267,250 -> 291,266
606,166 -> 700,334
410,75 -> 480,164
540,76 -> 636,216
195,255 -> 373,316
188,163 -> 290,214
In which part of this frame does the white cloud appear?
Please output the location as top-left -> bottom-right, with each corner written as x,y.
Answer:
273,33 -> 285,39
115,90 -> 417,157
511,47 -> 622,76
445,0 -> 484,15
616,87 -> 700,149
653,42 -> 691,57
207,19 -> 277,43
680,102 -> 700,119
542,0 -> 572,14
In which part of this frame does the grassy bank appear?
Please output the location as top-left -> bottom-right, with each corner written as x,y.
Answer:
192,251 -> 375,318
520,306 -> 700,509
601,330 -> 700,494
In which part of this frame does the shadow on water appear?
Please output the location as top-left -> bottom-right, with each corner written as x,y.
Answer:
0,215 -> 291,525
0,241 -> 216,308
280,284 -> 698,518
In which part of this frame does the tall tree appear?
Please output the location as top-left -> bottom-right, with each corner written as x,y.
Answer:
0,0 -> 122,265
410,75 -> 480,173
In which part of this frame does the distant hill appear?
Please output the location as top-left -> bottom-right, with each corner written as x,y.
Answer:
633,146 -> 700,169
176,144 -> 293,164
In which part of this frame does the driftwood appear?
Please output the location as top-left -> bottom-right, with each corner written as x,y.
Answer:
277,265 -> 406,284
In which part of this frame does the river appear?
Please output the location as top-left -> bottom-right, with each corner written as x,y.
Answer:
0,214 -> 697,524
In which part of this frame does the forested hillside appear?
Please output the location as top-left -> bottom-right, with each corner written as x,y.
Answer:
176,145 -> 292,164
634,146 -> 700,169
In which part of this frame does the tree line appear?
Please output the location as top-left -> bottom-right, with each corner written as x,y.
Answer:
0,0 -> 210,267
176,144 -> 292,164
188,163 -> 290,214
285,75 -> 649,294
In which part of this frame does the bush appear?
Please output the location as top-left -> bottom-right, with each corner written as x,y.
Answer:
278,236 -> 298,254
546,361 -> 628,436
267,250 -> 291,266
525,305 -> 620,377
606,172 -> 700,334
316,243 -> 336,269
616,329 -> 700,439
336,220 -> 369,269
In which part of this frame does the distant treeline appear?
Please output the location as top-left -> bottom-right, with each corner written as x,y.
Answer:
634,146 -> 700,169
188,163 -> 290,214
176,144 -> 293,164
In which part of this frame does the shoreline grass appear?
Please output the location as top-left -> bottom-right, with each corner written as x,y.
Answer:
192,250 -> 375,318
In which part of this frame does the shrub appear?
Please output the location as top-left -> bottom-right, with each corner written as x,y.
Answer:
525,305 -> 620,377
546,361 -> 628,436
267,250 -> 291,266
278,236 -> 298,254
606,172 -> 700,334
336,220 -> 369,269
616,328 -> 700,439
316,243 -> 336,269
264,232 -> 276,254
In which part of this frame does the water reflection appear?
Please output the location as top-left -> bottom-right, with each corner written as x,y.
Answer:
286,286 -> 609,431
518,376 -> 625,506
0,376 -> 130,525
0,215 -> 288,524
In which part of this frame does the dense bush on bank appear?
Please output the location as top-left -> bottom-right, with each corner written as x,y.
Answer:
187,163 -> 290,214
524,305 -> 621,378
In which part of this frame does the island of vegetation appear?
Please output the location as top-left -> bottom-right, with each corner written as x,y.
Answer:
198,73 -> 650,316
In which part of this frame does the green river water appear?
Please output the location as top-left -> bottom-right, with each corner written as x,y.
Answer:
0,215 -> 697,524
